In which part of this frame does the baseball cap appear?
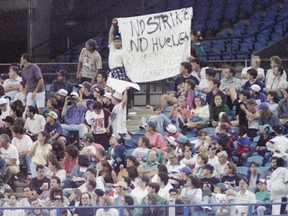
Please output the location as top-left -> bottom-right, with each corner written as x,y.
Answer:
70,92 -> 79,98
46,111 -> 58,120
81,133 -> 94,143
166,124 -> 177,134
0,74 -> 8,80
273,125 -> 284,134
91,85 -> 101,93
57,89 -> 68,97
103,92 -> 112,99
57,70 -> 67,77
256,179 -> 266,184
203,164 -> 214,172
86,99 -> 95,108
112,91 -> 123,100
175,135 -> 188,144
250,84 -> 261,92
79,81 -> 92,91
259,124 -> 273,134
0,98 -> 8,105
214,182 -> 227,192
180,166 -> 192,175
165,136 -> 176,146
2,116 -> 14,125
257,102 -> 269,110
113,181 -> 127,189
113,35 -> 122,40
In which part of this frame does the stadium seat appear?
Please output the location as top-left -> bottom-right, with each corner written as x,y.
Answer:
236,166 -> 248,176
257,166 -> 268,175
124,138 -> 137,150
203,127 -> 215,135
131,133 -> 144,144
246,156 -> 264,166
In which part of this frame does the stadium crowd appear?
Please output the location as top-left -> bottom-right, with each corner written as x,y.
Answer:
0,19 -> 287,216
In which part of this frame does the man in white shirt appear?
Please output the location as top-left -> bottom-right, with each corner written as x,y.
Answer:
266,55 -> 286,84
131,174 -> 149,204
157,173 -> 173,198
108,18 -> 129,81
241,55 -> 265,85
0,134 -> 19,183
191,58 -> 206,82
24,105 -> 46,141
3,65 -> 22,101
266,66 -> 288,98
12,126 -> 33,179
266,125 -> 288,158
111,88 -> 128,136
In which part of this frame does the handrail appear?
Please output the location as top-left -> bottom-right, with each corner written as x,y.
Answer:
1,201 -> 287,216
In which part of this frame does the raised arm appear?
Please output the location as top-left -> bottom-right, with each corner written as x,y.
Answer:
109,18 -> 118,44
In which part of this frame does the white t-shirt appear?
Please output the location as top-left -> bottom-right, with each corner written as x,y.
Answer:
31,142 -> 52,165
11,134 -> 33,154
266,68 -> 287,84
24,114 -> 46,134
85,110 -> 106,134
3,76 -> 22,101
0,105 -> 10,120
132,147 -> 149,161
158,183 -> 173,198
79,48 -> 102,79
96,208 -> 119,216
130,186 -> 148,204
111,103 -> 127,135
192,67 -> 207,82
241,66 -> 265,85
267,135 -> 288,158
108,42 -> 125,69
0,144 -> 19,166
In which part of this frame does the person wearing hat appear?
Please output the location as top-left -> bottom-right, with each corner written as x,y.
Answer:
258,102 -> 280,128
100,92 -> 114,113
256,124 -> 274,163
76,38 -> 102,84
110,87 -> 129,137
79,81 -> 94,106
80,133 -> 104,162
91,84 -> 104,101
44,111 -> 66,154
61,91 -> 88,139
108,18 -> 130,81
20,53 -> 46,114
0,98 -> 10,120
266,124 -> 288,158
85,101 -> 111,150
112,181 -> 128,206
145,121 -> 164,150
250,84 -> 266,104
255,179 -> 271,216
3,65 -> 22,101
201,164 -> 220,193
49,69 -> 73,100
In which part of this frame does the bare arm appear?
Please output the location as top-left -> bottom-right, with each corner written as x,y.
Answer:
61,97 -> 70,117
121,87 -> 129,109
109,18 -> 118,44
76,62 -> 83,80
33,78 -> 44,94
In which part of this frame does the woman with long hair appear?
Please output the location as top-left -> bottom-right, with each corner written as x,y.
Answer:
46,158 -> 66,183
97,159 -> 117,188
28,131 -> 52,178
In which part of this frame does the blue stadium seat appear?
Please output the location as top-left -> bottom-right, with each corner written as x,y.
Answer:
257,166 -> 268,175
203,127 -> 215,135
236,166 -> 248,176
131,133 -> 144,144
246,156 -> 264,166
125,138 -> 137,150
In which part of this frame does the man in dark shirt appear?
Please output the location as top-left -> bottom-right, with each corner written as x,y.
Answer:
206,78 -> 227,105
29,164 -> 50,195
49,69 -> 73,100
20,53 -> 45,114
201,164 -> 220,194
161,62 -> 199,111
79,81 -> 94,104
45,111 -> 66,153
74,192 -> 95,216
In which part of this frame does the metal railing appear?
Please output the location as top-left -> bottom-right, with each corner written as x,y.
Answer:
0,201 -> 287,216
0,59 -> 288,106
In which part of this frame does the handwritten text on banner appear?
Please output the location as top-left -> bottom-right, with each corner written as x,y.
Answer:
118,8 -> 193,83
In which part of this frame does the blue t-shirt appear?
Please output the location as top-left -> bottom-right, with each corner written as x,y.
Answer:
45,121 -> 63,137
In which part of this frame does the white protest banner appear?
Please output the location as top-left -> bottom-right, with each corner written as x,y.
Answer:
118,8 -> 193,83
106,77 -> 140,94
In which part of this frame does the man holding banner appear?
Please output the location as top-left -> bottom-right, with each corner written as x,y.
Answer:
108,18 -> 130,81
